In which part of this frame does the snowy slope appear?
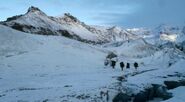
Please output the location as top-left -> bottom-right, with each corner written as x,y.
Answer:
0,24 -> 124,102
0,25 -> 40,57
0,24 -> 185,102
124,59 -> 185,93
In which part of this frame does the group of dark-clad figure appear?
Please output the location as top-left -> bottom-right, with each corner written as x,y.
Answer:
104,59 -> 139,70
104,52 -> 139,71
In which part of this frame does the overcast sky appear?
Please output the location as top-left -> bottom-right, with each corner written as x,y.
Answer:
0,0 -> 185,28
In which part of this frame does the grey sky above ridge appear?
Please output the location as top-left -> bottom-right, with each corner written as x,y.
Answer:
0,0 -> 185,28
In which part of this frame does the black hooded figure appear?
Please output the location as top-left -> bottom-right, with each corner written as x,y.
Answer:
126,63 -> 130,69
120,62 -> 124,71
111,60 -> 116,69
134,62 -> 139,70
104,59 -> 109,66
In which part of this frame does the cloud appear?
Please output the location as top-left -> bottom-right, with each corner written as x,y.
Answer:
87,2 -> 140,26
121,0 -> 185,27
87,0 -> 185,27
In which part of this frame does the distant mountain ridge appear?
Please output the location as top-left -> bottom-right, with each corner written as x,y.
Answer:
0,6 -> 139,44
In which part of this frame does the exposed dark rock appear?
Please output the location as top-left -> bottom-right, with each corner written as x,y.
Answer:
35,27 -> 54,35
175,44 -> 184,52
64,13 -> 78,22
106,52 -> 117,59
26,6 -> 46,16
0,94 -> 6,97
164,81 -> 182,89
114,84 -> 173,102
11,23 -> 26,31
57,30 -> 90,43
5,55 -> 14,58
27,6 -> 41,13
182,26 -> 185,34
145,87 -> 155,100
164,80 -> 185,90
152,84 -> 172,100
42,99 -> 49,102
76,94 -> 90,100
112,92 -> 131,102
133,91 -> 148,102
64,85 -> 72,87
18,87 -> 40,91
180,80 -> 185,85
6,15 -> 23,22
58,30 -> 73,38
117,76 -> 126,82
9,23 -> 54,36
113,75 -> 185,102
131,69 -> 157,76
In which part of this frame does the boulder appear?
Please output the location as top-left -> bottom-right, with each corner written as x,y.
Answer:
164,81 -> 181,89
133,91 -> 148,102
113,92 -> 131,102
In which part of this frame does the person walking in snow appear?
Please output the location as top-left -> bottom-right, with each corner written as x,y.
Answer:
111,60 -> 116,69
100,90 -> 109,102
104,59 -> 109,66
126,63 -> 130,69
134,62 -> 138,70
106,90 -> 109,102
100,91 -> 104,99
120,62 -> 124,71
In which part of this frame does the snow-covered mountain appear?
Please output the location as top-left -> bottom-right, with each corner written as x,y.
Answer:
154,24 -> 183,35
151,24 -> 185,42
126,28 -> 151,38
103,38 -> 158,58
126,24 -> 185,46
0,6 -> 139,44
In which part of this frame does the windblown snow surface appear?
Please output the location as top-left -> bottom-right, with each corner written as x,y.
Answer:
0,25 -> 185,102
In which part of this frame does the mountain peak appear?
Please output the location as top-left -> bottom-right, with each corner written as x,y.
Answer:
27,6 -> 41,12
111,26 -> 121,29
26,6 -> 46,15
107,26 -> 122,33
